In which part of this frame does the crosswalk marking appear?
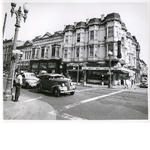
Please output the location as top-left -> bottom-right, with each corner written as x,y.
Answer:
49,89 -> 125,120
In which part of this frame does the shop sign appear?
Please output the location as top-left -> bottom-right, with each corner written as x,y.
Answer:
82,67 -> 109,70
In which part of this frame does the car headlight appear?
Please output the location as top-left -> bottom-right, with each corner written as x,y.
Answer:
61,83 -> 65,87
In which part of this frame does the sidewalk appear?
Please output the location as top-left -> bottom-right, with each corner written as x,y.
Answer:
3,93 -> 56,120
3,83 -> 140,120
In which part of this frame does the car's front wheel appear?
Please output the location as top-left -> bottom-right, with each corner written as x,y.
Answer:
54,88 -> 60,97
70,92 -> 75,95
25,83 -> 30,89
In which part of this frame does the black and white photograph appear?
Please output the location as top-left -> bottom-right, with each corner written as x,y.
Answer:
2,0 -> 149,121
1,0 -> 150,149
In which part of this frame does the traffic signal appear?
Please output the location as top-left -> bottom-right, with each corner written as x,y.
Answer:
117,40 -> 122,59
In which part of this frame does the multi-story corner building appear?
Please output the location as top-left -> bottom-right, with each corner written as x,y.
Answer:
62,13 -> 141,84
17,31 -> 64,75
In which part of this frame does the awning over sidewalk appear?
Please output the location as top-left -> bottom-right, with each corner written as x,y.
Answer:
82,66 -> 135,75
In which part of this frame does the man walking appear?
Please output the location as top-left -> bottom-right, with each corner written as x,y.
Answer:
14,71 -> 22,102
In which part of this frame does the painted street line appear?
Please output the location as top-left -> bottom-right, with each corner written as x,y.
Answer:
48,111 -> 87,120
81,90 -> 125,103
58,89 -> 125,113
48,90 -> 125,120
24,96 -> 42,103
59,113 -> 87,120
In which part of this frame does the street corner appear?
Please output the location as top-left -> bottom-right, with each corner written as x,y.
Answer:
3,100 -> 25,120
26,99 -> 57,120
15,96 -> 57,120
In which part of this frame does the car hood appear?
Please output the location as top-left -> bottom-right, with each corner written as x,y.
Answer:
25,77 -> 39,81
53,78 -> 71,83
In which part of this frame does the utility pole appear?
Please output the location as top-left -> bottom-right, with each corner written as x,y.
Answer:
3,13 -> 7,38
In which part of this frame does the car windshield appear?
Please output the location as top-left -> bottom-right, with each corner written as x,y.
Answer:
54,75 -> 64,79
25,73 -> 36,77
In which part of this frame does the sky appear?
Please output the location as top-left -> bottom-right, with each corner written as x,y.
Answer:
1,0 -> 149,65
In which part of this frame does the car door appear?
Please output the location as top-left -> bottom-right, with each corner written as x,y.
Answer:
40,75 -> 48,90
45,76 -> 53,91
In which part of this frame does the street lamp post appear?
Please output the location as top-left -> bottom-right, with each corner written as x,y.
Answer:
108,50 -> 113,88
3,3 -> 29,101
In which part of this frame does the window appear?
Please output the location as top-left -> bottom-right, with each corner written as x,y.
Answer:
89,45 -> 94,56
108,27 -> 114,37
41,47 -> 45,58
76,48 -> 79,58
108,44 -> 113,53
45,48 -> 48,58
77,33 -> 80,42
56,47 -> 59,57
90,31 -> 94,40
32,49 -> 35,59
64,49 -> 67,58
95,30 -> 98,39
52,46 -> 55,57
65,36 -> 68,43
36,49 -> 39,58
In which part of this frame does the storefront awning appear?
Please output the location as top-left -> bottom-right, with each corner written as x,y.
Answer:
82,66 -> 135,76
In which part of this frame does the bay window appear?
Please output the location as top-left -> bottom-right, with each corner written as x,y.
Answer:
77,33 -> 80,42
90,30 -> 94,40
108,27 -> 114,37
89,45 -> 94,57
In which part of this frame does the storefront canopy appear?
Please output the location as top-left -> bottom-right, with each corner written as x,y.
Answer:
82,66 -> 135,76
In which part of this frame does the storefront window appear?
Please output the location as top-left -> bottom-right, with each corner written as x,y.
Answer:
40,63 -> 47,69
48,62 -> 56,68
32,63 -> 38,69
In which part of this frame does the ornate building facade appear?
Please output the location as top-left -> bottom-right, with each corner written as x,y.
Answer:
17,31 -> 64,75
62,13 -> 141,84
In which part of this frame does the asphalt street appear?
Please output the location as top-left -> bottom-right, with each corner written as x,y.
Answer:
3,77 -> 148,120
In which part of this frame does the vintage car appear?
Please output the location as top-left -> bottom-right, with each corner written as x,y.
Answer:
37,73 -> 76,97
22,72 -> 39,88
140,81 -> 148,88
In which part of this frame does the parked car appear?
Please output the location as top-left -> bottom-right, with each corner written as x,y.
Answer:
140,82 -> 148,88
21,72 -> 39,88
37,73 -> 76,97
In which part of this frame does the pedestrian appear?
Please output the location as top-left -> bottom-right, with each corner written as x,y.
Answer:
14,71 -> 23,102
124,77 -> 131,89
131,79 -> 136,90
